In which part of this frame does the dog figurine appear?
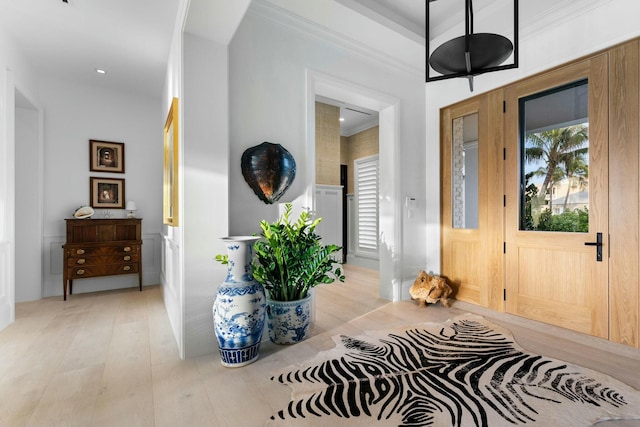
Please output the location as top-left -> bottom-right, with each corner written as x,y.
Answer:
410,270 -> 453,308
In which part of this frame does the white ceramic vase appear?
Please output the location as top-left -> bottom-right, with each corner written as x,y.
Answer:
213,236 -> 266,367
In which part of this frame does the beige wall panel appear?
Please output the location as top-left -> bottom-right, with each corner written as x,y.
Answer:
315,102 -> 341,185
340,136 -> 349,165
348,126 -> 379,158
345,126 -> 379,194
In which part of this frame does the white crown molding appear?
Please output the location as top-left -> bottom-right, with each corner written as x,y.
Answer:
430,0 -> 614,55
249,0 -> 424,78
334,0 -> 425,45
519,0 -> 613,40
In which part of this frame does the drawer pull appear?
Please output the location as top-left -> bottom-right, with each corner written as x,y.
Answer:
77,269 -> 85,275
76,259 -> 86,265
77,249 -> 85,255
123,255 -> 131,261
124,246 -> 131,252
123,266 -> 131,271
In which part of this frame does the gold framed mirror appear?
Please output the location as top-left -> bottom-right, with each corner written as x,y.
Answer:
163,97 -> 179,226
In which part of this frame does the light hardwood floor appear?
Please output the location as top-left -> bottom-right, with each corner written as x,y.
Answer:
1,264 -> 639,427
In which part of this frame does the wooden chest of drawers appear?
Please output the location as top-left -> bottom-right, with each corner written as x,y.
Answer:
62,218 -> 142,300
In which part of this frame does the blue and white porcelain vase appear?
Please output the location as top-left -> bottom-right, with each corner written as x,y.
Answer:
266,294 -> 312,344
213,236 -> 266,367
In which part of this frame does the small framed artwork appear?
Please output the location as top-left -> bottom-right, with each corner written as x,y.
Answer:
90,140 -> 125,173
90,177 -> 125,208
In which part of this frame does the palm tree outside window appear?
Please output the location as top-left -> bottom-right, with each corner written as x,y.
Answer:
519,80 -> 589,232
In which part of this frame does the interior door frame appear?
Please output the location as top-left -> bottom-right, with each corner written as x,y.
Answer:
306,70 -> 402,301
608,40 -> 640,347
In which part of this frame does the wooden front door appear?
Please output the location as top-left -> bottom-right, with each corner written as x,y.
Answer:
504,55 -> 609,338
441,91 -> 504,311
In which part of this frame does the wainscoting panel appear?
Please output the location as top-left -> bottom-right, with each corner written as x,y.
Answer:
161,230 -> 182,358
0,241 -> 13,330
315,184 -> 343,260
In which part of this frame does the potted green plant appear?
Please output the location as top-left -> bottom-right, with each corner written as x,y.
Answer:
252,203 -> 344,344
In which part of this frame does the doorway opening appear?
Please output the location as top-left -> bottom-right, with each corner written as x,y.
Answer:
306,70 -> 401,301
0,78 -> 43,334
314,95 -> 380,269
15,88 -> 43,303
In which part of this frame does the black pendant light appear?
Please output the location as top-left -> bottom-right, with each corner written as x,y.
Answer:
426,0 -> 518,91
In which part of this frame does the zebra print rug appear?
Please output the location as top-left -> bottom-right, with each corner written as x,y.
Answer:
266,314 -> 640,427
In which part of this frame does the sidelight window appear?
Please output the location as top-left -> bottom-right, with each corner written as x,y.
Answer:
452,113 -> 479,229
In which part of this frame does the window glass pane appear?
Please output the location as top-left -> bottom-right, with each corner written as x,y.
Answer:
452,113 -> 478,229
520,80 -> 589,232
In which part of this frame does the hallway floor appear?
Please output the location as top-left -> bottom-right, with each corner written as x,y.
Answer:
0,264 -> 638,426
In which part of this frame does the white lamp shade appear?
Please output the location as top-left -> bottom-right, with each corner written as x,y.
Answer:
125,201 -> 137,211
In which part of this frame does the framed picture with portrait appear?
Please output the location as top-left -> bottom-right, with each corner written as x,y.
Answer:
90,140 -> 125,173
90,177 -> 125,208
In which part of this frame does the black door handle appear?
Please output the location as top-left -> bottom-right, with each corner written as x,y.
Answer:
584,232 -> 603,262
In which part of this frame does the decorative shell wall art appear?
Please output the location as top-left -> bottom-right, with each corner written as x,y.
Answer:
73,206 -> 95,219
241,142 -> 296,204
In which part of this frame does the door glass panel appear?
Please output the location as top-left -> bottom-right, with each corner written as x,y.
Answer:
452,113 -> 478,229
519,80 -> 589,232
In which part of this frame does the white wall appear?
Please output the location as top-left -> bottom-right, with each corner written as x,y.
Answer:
182,32 -> 230,358
228,3 -> 427,299
424,0 -> 640,275
160,0 -> 188,359
161,0 -> 249,358
15,103 -> 42,302
0,26 -> 40,330
38,76 -> 163,298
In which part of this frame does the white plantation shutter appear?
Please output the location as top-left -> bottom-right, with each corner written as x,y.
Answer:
355,155 -> 379,258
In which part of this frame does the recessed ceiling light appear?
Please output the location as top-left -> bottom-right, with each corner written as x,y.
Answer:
339,117 -> 345,122
95,68 -> 107,75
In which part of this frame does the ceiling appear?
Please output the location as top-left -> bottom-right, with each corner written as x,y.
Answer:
0,0 -> 561,101
0,0 -> 179,99
354,0 -> 426,37
0,0 -> 424,100
316,95 -> 379,137
336,0 -> 427,41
